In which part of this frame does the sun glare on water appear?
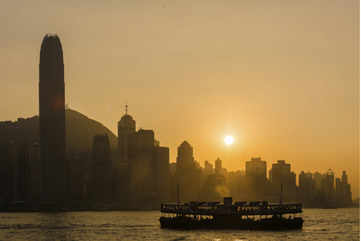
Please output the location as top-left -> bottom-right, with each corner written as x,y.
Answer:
224,135 -> 234,146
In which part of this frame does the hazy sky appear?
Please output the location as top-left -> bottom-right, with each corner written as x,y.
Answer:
1,0 -> 359,197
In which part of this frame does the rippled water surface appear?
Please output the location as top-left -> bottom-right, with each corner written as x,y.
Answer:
0,208 -> 359,240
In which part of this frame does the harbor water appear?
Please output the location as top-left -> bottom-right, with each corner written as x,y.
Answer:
0,208 -> 358,241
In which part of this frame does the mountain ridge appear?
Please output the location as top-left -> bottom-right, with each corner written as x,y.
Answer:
0,108 -> 118,153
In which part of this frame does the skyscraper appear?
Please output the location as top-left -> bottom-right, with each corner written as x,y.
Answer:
204,161 -> 213,176
245,157 -> 267,181
175,141 -> 200,202
270,160 -> 297,201
215,158 -> 222,174
39,34 -> 67,205
118,105 -> 136,164
244,157 -> 267,200
116,107 -> 170,208
270,160 -> 291,186
176,141 -> 194,170
89,134 -> 112,202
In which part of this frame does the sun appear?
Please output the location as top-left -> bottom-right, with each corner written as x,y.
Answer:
224,135 -> 234,146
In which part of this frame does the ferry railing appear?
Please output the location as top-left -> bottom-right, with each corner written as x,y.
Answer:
161,203 -> 302,216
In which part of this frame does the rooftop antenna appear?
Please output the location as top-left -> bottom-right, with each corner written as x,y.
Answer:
125,104 -> 128,115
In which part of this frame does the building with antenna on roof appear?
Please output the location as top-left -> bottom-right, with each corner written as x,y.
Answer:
115,105 -> 170,209
117,104 -> 135,164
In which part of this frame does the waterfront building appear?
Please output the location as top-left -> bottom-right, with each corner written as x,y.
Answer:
269,160 -> 296,201
313,172 -> 323,191
244,157 -> 267,200
116,107 -> 170,208
175,141 -> 201,202
89,134 -> 113,202
335,171 -> 352,206
204,161 -> 213,176
214,158 -> 227,177
39,34 -> 67,205
215,158 -> 222,174
176,141 -> 195,170
245,157 -> 267,181
26,142 -> 42,204
321,169 -> 335,198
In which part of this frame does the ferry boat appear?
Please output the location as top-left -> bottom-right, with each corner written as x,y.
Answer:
160,197 -> 303,230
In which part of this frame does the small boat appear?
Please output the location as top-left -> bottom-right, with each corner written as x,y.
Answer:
159,197 -> 303,230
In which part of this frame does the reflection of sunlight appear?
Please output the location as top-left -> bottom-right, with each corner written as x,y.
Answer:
224,135 -> 234,146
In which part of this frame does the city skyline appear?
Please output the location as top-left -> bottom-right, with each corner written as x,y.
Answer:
0,0 -> 359,198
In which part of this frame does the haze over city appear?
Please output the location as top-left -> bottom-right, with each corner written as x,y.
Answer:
1,0 -> 359,198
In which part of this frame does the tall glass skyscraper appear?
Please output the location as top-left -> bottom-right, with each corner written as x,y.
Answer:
39,34 -> 66,205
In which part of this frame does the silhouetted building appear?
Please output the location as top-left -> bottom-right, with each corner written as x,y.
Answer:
89,134 -> 112,203
176,141 -> 195,170
341,171 -> 352,205
270,160 -> 290,186
16,143 -> 28,202
313,172 -> 323,191
26,142 -> 42,204
226,170 -> 243,200
116,108 -> 170,208
8,141 -> 17,202
269,160 -> 296,201
155,147 -> 170,202
68,151 -> 89,202
0,141 -> 18,203
298,171 -> 314,205
128,129 -> 156,207
215,158 -> 222,174
342,170 -> 348,184
169,163 -> 177,176
200,172 -> 227,201
244,157 -> 267,200
39,34 -> 67,205
175,141 -> 201,202
118,105 -> 136,164
335,177 -> 343,206
204,161 -> 213,176
299,171 -> 313,193
330,171 -> 352,207
245,157 -> 267,181
214,158 -> 227,177
321,169 -> 335,200
310,169 -> 338,208
297,169 -> 353,208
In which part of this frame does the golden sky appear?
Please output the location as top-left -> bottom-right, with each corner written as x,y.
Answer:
1,0 -> 359,197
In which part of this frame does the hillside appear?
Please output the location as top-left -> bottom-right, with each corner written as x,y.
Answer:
0,109 -> 118,153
